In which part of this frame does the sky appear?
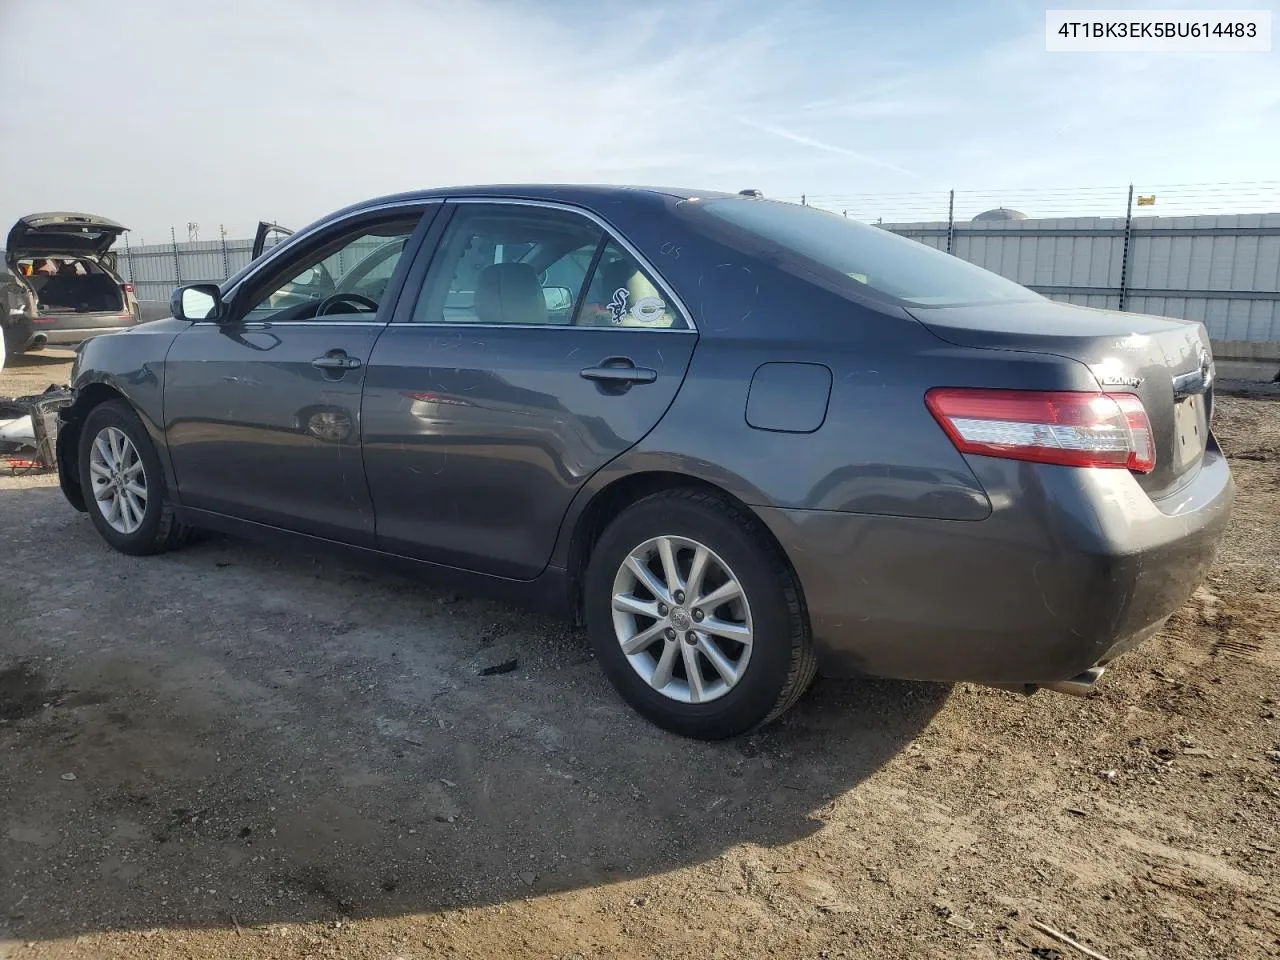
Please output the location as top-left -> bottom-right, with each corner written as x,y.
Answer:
1,0 -> 1278,242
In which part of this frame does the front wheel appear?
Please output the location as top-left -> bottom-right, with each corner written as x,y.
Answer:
584,489 -> 816,739
78,400 -> 187,556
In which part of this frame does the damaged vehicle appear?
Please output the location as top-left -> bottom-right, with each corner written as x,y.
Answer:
2,213 -> 140,356
53,186 -> 1234,740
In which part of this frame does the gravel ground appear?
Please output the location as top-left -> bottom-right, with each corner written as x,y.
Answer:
1,352 -> 1278,959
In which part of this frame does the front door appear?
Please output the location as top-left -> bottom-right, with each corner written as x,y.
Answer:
164,209 -> 430,544
362,201 -> 698,579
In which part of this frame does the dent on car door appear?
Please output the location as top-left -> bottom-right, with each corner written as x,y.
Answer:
361,201 -> 698,580
164,208 -> 434,543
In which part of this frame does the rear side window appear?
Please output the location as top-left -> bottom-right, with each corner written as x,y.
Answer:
577,242 -> 687,329
410,204 -> 689,329
692,199 -> 1039,308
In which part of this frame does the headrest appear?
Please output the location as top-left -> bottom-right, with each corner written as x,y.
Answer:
474,262 -> 547,325
598,258 -> 638,293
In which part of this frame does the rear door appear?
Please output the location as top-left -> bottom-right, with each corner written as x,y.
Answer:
361,200 -> 698,579
164,205 -> 437,544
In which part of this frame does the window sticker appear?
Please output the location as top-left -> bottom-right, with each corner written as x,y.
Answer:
629,296 -> 667,323
607,287 -> 630,324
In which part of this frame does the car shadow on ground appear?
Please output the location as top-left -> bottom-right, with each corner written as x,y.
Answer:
2,349 -> 75,369
0,483 -> 948,943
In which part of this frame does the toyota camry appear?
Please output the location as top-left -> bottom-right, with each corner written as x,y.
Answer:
55,186 -> 1233,739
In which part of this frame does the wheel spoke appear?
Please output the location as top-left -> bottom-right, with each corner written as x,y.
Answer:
695,579 -> 742,611
106,493 -> 123,526
108,429 -> 123,466
624,554 -> 670,603
125,481 -> 147,499
681,641 -> 706,703
612,592 -> 661,620
89,461 -> 113,480
621,620 -> 668,655
124,460 -> 145,479
656,537 -> 682,595
125,491 -> 145,528
94,435 -> 115,470
698,635 -> 739,684
700,616 -> 752,646
685,546 -> 710,603
650,639 -> 678,690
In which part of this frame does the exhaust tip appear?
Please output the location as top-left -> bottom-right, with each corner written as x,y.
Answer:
1043,666 -> 1106,698
27,334 -> 48,350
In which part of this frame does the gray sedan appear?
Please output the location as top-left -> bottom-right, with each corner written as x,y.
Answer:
55,186 -> 1233,739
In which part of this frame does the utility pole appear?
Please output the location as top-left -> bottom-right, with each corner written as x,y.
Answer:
1118,183 -> 1134,311
946,189 -> 956,254
170,226 -> 181,284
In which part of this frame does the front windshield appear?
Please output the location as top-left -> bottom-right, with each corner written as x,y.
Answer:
694,198 -> 1041,308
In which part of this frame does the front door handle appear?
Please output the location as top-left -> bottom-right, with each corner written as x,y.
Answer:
312,351 -> 362,371
580,358 -> 657,385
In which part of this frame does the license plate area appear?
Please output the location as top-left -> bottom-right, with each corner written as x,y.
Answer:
1173,395 -> 1206,470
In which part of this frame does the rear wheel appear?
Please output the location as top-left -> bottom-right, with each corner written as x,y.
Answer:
584,489 -> 815,739
78,400 -> 187,556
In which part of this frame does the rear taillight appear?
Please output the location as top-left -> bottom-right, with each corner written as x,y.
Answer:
123,283 -> 135,295
926,388 -> 1156,473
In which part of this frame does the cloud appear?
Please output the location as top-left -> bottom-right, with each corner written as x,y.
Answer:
0,0 -> 1274,237
727,115 -> 923,179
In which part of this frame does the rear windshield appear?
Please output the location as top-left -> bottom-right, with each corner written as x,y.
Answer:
693,199 -> 1040,307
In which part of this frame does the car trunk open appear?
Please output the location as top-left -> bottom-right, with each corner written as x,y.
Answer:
6,213 -> 129,319
910,299 -> 1214,502
18,258 -> 124,314
6,212 -> 127,263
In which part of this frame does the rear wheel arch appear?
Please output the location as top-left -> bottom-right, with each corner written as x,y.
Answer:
565,471 -> 805,624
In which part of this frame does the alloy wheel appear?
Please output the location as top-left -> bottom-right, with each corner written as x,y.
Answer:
88,426 -> 148,534
610,535 -> 754,704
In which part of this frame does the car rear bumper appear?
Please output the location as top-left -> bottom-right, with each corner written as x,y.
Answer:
26,313 -> 136,346
756,442 -> 1234,684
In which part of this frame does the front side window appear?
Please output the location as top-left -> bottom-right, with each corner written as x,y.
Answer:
691,198 -> 1039,308
243,217 -> 419,323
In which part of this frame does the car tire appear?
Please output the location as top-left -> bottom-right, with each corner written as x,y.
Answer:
78,399 -> 188,556
584,489 -> 816,739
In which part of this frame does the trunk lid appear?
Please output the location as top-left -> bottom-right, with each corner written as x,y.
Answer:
910,299 -> 1214,500
6,212 -> 127,265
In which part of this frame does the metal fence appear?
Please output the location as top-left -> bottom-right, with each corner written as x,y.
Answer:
115,183 -> 1280,347
118,231 -> 258,304
882,211 -> 1280,344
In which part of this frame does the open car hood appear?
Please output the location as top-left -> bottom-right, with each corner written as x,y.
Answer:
5,212 -> 128,265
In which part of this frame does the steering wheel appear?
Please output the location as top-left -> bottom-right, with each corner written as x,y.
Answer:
315,292 -> 379,317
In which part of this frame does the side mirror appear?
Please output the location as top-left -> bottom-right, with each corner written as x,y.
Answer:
172,283 -> 224,321
542,285 -> 574,313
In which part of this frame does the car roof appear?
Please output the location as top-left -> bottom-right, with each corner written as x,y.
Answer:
332,184 -> 741,218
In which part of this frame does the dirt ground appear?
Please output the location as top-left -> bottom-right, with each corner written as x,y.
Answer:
1,351 -> 1278,960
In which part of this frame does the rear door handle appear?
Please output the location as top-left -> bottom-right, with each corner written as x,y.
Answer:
580,358 -> 657,385
312,351 -> 362,371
